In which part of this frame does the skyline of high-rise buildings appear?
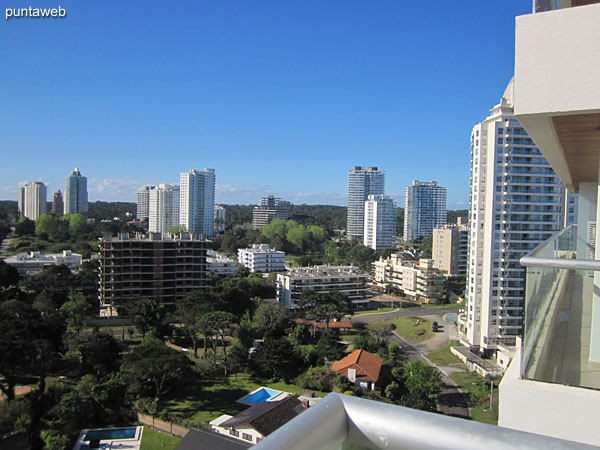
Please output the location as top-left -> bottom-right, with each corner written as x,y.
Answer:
347,166 -> 385,241
64,168 -> 88,214
403,180 -> 447,242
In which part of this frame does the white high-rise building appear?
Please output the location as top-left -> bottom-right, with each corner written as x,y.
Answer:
214,205 -> 226,234
347,166 -> 385,241
363,195 -> 396,250
252,196 -> 290,230
137,186 -> 154,220
403,180 -> 447,242
462,81 -> 564,354
64,168 -> 88,214
19,181 -> 47,220
148,184 -> 180,236
179,168 -> 216,238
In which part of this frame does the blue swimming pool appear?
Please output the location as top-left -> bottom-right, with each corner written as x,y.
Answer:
83,427 -> 137,441
237,387 -> 280,405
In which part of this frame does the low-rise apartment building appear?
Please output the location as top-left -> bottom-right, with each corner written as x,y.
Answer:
276,265 -> 371,308
372,255 -> 446,304
5,250 -> 82,276
207,250 -> 238,276
238,244 -> 285,273
98,231 -> 208,316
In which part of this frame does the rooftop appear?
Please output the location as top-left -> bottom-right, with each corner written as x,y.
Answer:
331,349 -> 382,382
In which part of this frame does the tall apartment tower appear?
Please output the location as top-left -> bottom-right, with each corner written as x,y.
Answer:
252,195 -> 290,230
347,166 -> 385,240
19,181 -> 47,220
403,181 -> 447,242
214,205 -> 226,233
51,190 -> 64,215
137,186 -> 154,220
179,168 -> 216,238
464,81 -> 563,354
363,195 -> 397,250
148,184 -> 180,236
65,168 -> 88,214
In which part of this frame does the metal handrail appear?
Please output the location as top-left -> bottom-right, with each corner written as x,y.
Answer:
254,393 -> 599,449
520,256 -> 600,271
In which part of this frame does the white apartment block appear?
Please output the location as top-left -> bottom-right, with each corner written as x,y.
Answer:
238,244 -> 285,273
403,180 -> 447,242
214,205 -> 226,233
347,166 -> 385,241
252,195 -> 290,230
363,195 -> 396,250
148,184 -> 180,236
462,80 -> 564,354
277,265 -> 371,308
372,255 -> 445,304
137,185 -> 154,220
64,168 -> 88,214
180,168 -> 216,238
5,250 -> 82,276
206,250 -> 238,276
19,181 -> 47,220
432,224 -> 468,278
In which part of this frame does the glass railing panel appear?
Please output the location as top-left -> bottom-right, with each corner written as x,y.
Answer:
521,225 -> 600,390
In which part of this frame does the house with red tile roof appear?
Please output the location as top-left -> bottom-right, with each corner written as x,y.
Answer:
331,350 -> 382,391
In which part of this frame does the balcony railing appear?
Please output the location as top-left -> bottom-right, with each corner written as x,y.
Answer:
253,393 -> 597,449
520,224 -> 600,390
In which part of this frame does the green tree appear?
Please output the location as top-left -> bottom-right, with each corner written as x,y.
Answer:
78,331 -> 122,378
250,336 -> 303,381
253,301 -> 289,339
0,260 -> 19,289
391,361 -> 441,412
15,217 -> 35,236
175,291 -> 214,357
297,290 -> 353,332
121,337 -> 191,400
315,332 -> 347,365
168,224 -> 186,234
204,310 -> 235,375
121,296 -> 170,339
60,291 -> 95,342
367,321 -> 396,347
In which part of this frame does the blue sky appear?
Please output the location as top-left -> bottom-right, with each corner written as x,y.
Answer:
0,1 -> 531,207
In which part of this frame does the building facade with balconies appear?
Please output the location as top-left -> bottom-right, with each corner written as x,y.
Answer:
464,83 -> 564,355
276,265 -> 371,309
238,244 -> 286,273
497,1 -> 600,446
98,231 -> 208,316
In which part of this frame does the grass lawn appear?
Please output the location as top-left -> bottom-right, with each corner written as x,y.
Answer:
419,303 -> 461,309
387,316 -> 431,341
353,306 -> 396,316
160,373 -> 327,429
449,371 -> 499,426
426,340 -> 464,366
140,426 -> 181,450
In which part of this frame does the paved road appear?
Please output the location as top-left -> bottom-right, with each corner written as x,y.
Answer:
387,331 -> 471,419
0,227 -> 15,259
351,305 -> 470,419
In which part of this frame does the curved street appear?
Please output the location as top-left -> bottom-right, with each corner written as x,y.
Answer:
351,302 -> 470,420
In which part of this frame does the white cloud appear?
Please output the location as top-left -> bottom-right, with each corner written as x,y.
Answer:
88,177 -> 149,202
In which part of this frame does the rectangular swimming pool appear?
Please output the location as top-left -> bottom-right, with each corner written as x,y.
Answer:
83,427 -> 138,441
237,387 -> 280,405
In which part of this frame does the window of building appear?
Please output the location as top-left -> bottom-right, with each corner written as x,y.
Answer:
230,430 -> 239,437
